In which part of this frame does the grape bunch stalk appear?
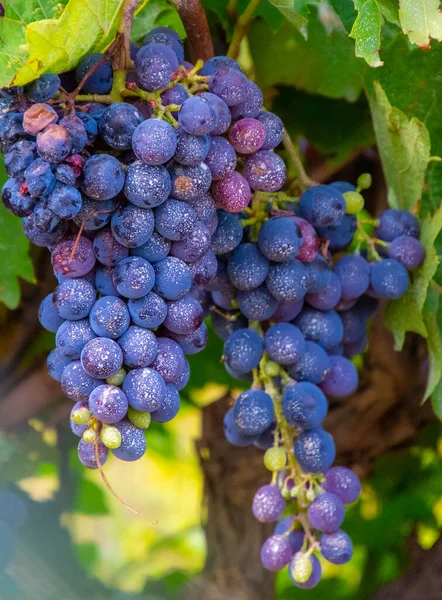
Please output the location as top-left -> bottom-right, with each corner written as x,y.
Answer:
0,18 -> 425,590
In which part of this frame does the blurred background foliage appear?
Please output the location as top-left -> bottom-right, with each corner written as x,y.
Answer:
1,0 -> 442,598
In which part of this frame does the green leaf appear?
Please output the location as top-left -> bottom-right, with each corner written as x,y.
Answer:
422,161 -> 442,216
329,0 -> 358,32
0,0 -> 67,87
267,0 -> 321,38
248,6 -> 364,102
131,0 -> 183,42
423,305 -> 442,402
11,0 -> 128,86
0,170 -> 35,308
273,87 -> 375,165
431,378 -> 442,419
385,204 -> 442,349
366,81 -> 430,211
350,0 -> 384,67
399,0 -> 442,48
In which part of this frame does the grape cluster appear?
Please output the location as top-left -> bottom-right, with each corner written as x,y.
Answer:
0,25 -> 425,587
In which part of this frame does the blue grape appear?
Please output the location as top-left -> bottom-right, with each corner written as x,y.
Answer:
76,111 -> 98,144
289,554 -> 322,589
370,258 -> 409,299
212,286 -> 236,310
170,220 -> 211,263
89,384 -> 129,424
266,259 -> 308,302
82,154 -> 124,201
274,517 -> 305,553
56,318 -> 96,358
81,337 -> 123,378
233,390 -> 274,435
175,358 -> 191,391
186,192 -> 216,226
150,337 -> 185,384
0,111 -> 24,146
288,341 -> 330,384
33,199 -> 61,231
308,492 -> 344,533
78,438 -> 109,469
258,217 -> 301,263
271,298 -> 304,323
294,427 -> 336,473
211,210 -> 243,256
155,199 -> 198,241
294,308 -> 344,350
299,185 -> 346,227
47,183 -> 82,219
340,309 -> 366,344
37,124 -> 71,163
111,204 -> 154,248
175,128 -> 211,167
204,136 -> 236,181
75,53 -> 112,94
135,43 -> 177,91
211,310 -> 248,341
132,231 -> 171,263
227,243 -> 269,291
305,255 -> 332,294
252,485 -> 285,523
112,256 -> 155,299
320,355 -> 358,397
99,103 -> 142,150
144,27 -> 184,62
323,467 -> 361,504
168,161 -> 212,201
200,56 -> 242,76
209,67 -> 248,106
151,383 -> 180,422
24,158 -> 55,197
199,92 -> 231,135
24,214 -> 67,247
334,255 -> 370,300
39,293 -> 65,332
132,118 -> 177,165
388,235 -> 425,270
178,96 -> 218,135
61,360 -> 100,401
153,256 -> 192,300
230,80 -> 263,119
5,140 -> 36,176
25,74 -> 61,102
59,116 -> 87,153
70,402 -> 89,437
93,228 -> 129,266
330,181 -> 355,193
89,296 -> 130,338
223,328 -> 263,374
55,163 -> 77,185
74,197 -> 117,231
320,530 -> 353,565
257,112 -> 284,150
128,292 -> 168,328
344,332 -> 367,358
111,419 -> 146,462
306,272 -> 342,311
204,258 -> 230,291
123,367 -> 166,412
282,382 -> 328,429
164,293 -> 204,334
53,279 -> 96,320
161,83 -> 189,110
95,265 -> 120,297
243,150 -> 286,192
47,348 -> 71,381
2,177 -> 35,217
264,323 -> 305,365
237,285 -> 278,321
260,535 -> 293,572
223,407 -> 257,446
167,321 -> 208,355
316,215 -> 357,252
376,208 -> 420,241
118,325 -> 158,368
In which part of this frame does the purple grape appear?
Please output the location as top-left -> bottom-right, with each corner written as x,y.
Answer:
189,249 -> 218,286
258,217 -> 302,263
274,517 -> 305,553
288,341 -> 330,384
24,159 -> 55,198
75,53 -> 112,94
223,407 -> 257,446
323,466 -> 361,504
56,318 -> 96,358
316,215 -> 357,252
4,140 -> 36,177
111,204 -> 154,248
128,292 -> 168,329
153,256 -> 192,300
299,184 -> 346,227
151,383 -> 180,422
164,293 -> 204,334
308,492 -> 345,533
260,535 -> 293,571
122,367 -> 166,411
186,192 -> 216,226
257,112 -> 284,150
52,235 -> 96,278
294,308 -> 344,350
78,438 -> 109,469
252,485 -> 286,523
229,118 -> 266,154
135,45 -> 174,91
61,360 -> 100,401
306,272 -> 342,311
74,197 -> 117,231
89,385 -> 129,424
150,337 -> 185,384
319,355 -> 358,397
167,321 -> 208,355
124,161 -> 171,209
200,56 -> 242,76
230,80 -> 263,119
161,83 -> 189,109
132,118 -> 177,166
81,337 -> 123,378
334,255 -> 370,300
243,150 -> 286,192
93,228 -> 129,266
205,136 -> 237,180
264,323 -> 305,365
39,293 -> 65,332
47,348 -> 71,381
376,208 -> 420,241
25,73 -> 60,102
99,103 -> 142,150
227,243 -> 269,291
387,235 -> 425,270
209,67 -> 248,106
237,285 -> 278,321
271,298 -> 304,323
95,265 -> 120,297
292,216 -> 320,263
233,389 -> 274,435
53,279 -> 96,320
282,382 -> 328,429
111,419 -> 146,462
174,128 -> 211,167
36,124 -> 71,163
266,259 -> 308,302
59,116 -> 87,154
47,183 -> 82,220
199,92 -> 231,135
211,210 -> 243,255
168,161 -> 212,201
212,171 -> 251,213
320,530 -> 353,564
155,199 -> 198,241
89,296 -> 130,338
112,256 -> 155,299
223,328 -> 263,374
132,232 -> 171,263
178,96 -> 218,135
118,325 -> 158,368
294,428 -> 336,473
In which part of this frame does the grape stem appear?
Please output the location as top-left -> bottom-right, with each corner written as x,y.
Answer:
282,129 -> 317,191
227,0 -> 262,59
170,0 -> 214,62
114,0 -> 143,71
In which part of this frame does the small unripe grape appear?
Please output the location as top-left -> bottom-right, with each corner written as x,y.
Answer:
264,447 -> 287,471
128,406 -> 152,429
357,173 -> 372,191
71,407 -> 91,425
101,425 -> 122,449
290,552 -> 312,583
264,360 -> 280,377
106,368 -> 126,386
344,191 -> 364,214
83,428 -> 97,443
306,487 -> 316,502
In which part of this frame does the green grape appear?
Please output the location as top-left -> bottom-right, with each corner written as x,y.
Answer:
106,368 -> 126,386
71,406 -> 91,425
264,360 -> 280,377
101,425 -> 122,449
128,406 -> 152,429
290,552 -> 312,583
344,191 -> 364,215
82,428 -> 97,443
264,446 -> 287,471
357,172 -> 372,191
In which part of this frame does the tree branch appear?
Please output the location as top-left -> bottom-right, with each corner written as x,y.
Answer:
114,0 -> 143,71
227,0 -> 261,60
171,0 -> 214,62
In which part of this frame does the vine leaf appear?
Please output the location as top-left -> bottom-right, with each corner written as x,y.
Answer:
350,0 -> 384,67
367,81 -> 431,212
424,306 -> 442,405
0,202 -> 35,309
268,0 -> 321,38
385,204 -> 442,350
399,0 -> 442,48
